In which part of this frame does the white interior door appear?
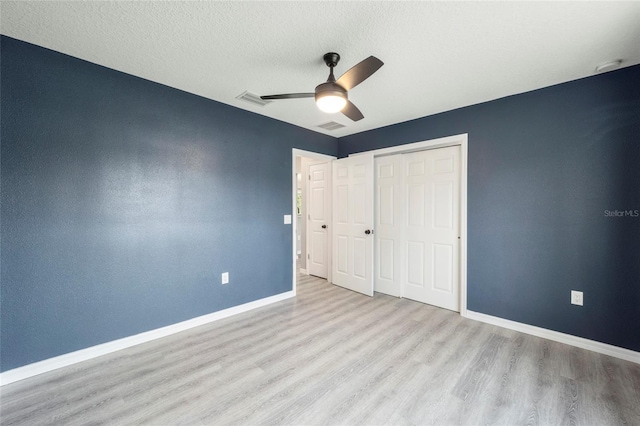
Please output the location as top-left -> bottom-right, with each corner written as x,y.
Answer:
332,154 -> 374,296
403,146 -> 461,311
374,155 -> 403,297
308,162 -> 330,278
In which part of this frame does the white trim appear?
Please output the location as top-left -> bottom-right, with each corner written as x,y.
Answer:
348,134 -> 467,158
0,291 -> 294,386
299,268 -> 308,275
350,133 -> 469,315
459,139 -> 468,317
465,310 -> 640,365
292,148 -> 336,296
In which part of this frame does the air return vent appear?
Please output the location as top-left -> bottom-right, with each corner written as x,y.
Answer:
318,121 -> 346,131
236,91 -> 271,107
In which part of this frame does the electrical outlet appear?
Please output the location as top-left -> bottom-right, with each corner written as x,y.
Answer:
221,272 -> 229,285
571,290 -> 583,306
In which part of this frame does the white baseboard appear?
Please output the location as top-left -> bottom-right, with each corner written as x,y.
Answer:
0,291 -> 295,386
465,310 -> 640,365
299,268 -> 308,275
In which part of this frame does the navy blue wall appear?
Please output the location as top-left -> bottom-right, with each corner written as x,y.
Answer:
0,36 -> 337,371
339,65 -> 640,352
2,34 -> 638,373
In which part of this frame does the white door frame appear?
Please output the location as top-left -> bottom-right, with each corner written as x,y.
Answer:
292,148 -> 336,295
350,133 -> 468,316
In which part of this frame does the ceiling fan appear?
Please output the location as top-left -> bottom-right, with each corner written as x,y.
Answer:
260,52 -> 384,122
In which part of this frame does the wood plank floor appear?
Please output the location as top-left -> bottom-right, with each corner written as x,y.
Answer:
2,273 -> 639,425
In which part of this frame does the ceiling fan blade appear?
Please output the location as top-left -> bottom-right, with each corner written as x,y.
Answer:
341,100 -> 364,122
336,56 -> 384,91
260,93 -> 315,100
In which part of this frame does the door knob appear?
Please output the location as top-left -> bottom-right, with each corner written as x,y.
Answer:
365,229 -> 373,235
322,225 -> 327,229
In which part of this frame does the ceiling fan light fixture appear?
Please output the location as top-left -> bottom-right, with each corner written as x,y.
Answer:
316,92 -> 347,113
261,52 -> 383,121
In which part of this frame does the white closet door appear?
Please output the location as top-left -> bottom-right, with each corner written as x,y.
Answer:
332,154 -> 374,296
403,146 -> 461,311
374,155 -> 403,297
308,162 -> 329,278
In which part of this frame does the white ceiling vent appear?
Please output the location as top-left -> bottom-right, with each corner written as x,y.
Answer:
318,121 -> 346,131
236,91 -> 271,107
594,60 -> 622,74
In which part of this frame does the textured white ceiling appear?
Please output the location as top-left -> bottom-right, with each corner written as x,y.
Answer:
1,1 -> 639,137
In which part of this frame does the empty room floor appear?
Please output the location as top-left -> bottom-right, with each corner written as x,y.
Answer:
1,274 -> 639,425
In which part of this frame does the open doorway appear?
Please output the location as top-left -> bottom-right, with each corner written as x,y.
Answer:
291,149 -> 336,295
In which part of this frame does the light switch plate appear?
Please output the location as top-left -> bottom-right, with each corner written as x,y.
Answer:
222,272 -> 229,285
284,214 -> 292,224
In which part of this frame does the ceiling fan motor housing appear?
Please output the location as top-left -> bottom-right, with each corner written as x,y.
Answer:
314,81 -> 347,102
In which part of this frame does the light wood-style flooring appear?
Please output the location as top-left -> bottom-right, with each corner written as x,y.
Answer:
1,273 -> 639,425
